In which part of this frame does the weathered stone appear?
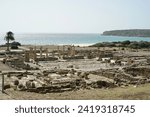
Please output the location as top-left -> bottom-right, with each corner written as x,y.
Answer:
27,75 -> 36,80
17,84 -> 26,91
13,80 -> 19,85
79,72 -> 89,79
25,51 -> 29,62
4,84 -> 11,90
67,64 -> 73,68
26,81 -> 35,89
124,67 -> 150,77
33,81 -> 43,88
48,73 -> 61,79
87,74 -> 115,88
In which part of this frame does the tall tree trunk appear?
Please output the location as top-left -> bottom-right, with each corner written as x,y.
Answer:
7,39 -> 9,51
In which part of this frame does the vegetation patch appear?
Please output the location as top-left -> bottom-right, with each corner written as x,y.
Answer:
91,40 -> 150,49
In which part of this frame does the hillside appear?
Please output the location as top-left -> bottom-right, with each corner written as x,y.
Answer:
102,29 -> 150,37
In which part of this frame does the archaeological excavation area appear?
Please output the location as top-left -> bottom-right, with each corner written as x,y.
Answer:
0,45 -> 150,97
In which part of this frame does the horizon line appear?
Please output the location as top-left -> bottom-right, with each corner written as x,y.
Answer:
0,32 -> 102,35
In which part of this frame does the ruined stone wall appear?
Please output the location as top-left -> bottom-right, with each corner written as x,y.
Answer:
124,67 -> 150,77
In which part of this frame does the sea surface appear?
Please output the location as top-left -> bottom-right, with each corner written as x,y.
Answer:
0,33 -> 150,46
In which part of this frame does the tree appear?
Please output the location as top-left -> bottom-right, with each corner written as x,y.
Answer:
4,31 -> 15,51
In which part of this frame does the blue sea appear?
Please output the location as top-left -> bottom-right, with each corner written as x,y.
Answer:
0,33 -> 150,46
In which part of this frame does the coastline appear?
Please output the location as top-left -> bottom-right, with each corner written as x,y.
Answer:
1,34 -> 150,46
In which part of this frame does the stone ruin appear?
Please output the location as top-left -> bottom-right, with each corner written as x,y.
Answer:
1,45 -> 150,94
2,54 -> 38,70
3,69 -> 116,93
24,47 -> 58,62
91,67 -> 150,86
24,45 -> 84,62
56,45 -> 84,59
3,65 -> 150,93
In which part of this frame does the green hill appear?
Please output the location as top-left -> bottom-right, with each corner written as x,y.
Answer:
102,29 -> 150,37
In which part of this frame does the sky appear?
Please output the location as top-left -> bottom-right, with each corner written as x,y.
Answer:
0,0 -> 150,33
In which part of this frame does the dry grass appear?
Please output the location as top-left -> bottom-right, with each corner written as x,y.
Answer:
2,84 -> 150,100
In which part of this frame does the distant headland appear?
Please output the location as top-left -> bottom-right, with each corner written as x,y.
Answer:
102,29 -> 150,37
